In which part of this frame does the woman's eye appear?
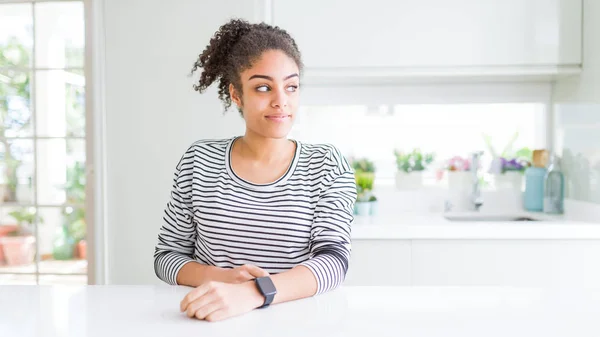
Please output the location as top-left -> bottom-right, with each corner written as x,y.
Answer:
256,85 -> 298,92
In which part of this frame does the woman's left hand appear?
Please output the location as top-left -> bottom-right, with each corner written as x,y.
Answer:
180,280 -> 264,322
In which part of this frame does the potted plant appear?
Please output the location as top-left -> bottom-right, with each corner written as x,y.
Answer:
351,157 -> 376,174
66,207 -> 86,259
351,158 -> 376,216
368,195 -> 378,216
53,207 -> 86,261
73,220 -> 86,259
394,148 -> 435,189
491,156 -> 530,191
444,155 -> 472,190
52,224 -> 76,261
0,222 -> 18,264
484,132 -> 532,191
1,150 -> 22,203
354,187 -> 371,216
1,40 -> 32,204
56,161 -> 86,260
0,207 -> 42,266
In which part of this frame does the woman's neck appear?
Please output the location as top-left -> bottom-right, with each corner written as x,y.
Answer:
239,131 -> 293,164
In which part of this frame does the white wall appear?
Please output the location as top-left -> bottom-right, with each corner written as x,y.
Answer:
97,0 -> 597,284
552,0 -> 600,212
102,0 -> 260,284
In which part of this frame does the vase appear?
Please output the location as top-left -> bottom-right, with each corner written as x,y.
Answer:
355,202 -> 371,216
447,171 -> 472,191
445,171 -> 474,212
395,171 -> 423,190
494,171 -> 523,191
77,240 -> 87,259
0,235 -> 36,266
369,201 -> 378,216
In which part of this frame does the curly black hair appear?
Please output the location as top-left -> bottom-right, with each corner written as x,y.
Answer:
191,18 -> 303,113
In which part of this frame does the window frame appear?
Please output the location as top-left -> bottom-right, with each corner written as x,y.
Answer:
0,0 -> 95,285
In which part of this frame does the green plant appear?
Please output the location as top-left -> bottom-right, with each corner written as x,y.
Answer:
355,172 -> 374,192
513,147 -> 533,163
351,158 -> 375,173
7,207 -> 43,236
350,157 -> 376,197
483,131 -> 533,174
3,157 -> 21,201
482,131 -> 532,162
52,161 -> 86,259
52,225 -> 76,260
394,149 -> 435,173
368,195 -> 377,202
1,38 -> 32,202
62,161 -> 86,242
65,161 -> 86,203
65,207 -> 85,242
356,192 -> 370,203
353,185 -> 365,201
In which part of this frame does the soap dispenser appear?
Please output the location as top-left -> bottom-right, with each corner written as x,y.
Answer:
543,154 -> 565,214
523,149 -> 548,212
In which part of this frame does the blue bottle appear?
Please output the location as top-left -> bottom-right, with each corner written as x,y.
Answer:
524,166 -> 547,212
543,155 -> 565,214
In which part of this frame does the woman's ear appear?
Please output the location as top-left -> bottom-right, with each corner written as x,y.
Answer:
229,83 -> 242,108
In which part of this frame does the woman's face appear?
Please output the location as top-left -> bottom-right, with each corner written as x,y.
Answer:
230,49 -> 300,139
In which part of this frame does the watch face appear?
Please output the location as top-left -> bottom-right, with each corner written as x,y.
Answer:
257,277 -> 277,295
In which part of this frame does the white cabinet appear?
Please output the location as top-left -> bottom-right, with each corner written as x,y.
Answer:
271,0 -> 582,81
411,240 -> 600,287
345,240 -> 411,286
347,239 -> 600,287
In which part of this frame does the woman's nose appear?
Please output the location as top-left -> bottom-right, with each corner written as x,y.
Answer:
271,88 -> 288,108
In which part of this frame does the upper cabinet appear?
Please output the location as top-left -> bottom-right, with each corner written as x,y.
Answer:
269,0 -> 582,83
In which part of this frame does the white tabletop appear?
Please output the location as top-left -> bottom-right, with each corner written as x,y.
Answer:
1,285 -> 600,337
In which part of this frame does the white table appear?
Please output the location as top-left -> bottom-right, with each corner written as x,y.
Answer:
1,285 -> 599,337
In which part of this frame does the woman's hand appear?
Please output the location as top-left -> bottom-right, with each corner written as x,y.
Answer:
176,263 -> 269,287
180,280 -> 264,322
218,264 -> 269,284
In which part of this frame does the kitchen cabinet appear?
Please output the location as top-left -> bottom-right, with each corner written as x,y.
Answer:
345,240 -> 411,286
347,239 -> 600,287
269,0 -> 582,82
411,240 -> 600,287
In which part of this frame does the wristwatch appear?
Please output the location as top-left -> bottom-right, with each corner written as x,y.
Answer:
254,276 -> 277,309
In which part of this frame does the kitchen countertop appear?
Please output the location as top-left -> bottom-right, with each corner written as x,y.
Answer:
351,212 -> 600,240
2,285 -> 600,337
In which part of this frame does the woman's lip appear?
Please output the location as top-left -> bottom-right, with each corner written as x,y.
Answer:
265,115 -> 290,123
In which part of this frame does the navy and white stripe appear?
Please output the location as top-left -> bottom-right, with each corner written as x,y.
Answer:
154,136 -> 357,295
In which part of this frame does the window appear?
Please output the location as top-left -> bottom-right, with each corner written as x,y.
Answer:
0,1 -> 87,285
290,102 -> 547,187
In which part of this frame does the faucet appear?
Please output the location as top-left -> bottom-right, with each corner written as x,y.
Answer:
469,151 -> 484,211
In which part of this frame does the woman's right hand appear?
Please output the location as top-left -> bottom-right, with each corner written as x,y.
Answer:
218,264 -> 269,284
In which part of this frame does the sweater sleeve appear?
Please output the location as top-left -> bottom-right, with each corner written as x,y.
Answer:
300,147 -> 357,294
153,149 -> 197,285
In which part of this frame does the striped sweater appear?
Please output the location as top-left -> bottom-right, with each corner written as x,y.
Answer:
153,137 -> 357,294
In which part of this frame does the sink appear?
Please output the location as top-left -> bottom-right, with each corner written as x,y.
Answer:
444,214 -> 540,222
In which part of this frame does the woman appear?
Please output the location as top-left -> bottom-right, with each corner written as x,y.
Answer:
154,18 -> 357,322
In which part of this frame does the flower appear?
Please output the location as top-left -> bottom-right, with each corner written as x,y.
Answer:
445,156 -> 471,171
497,157 -> 529,173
